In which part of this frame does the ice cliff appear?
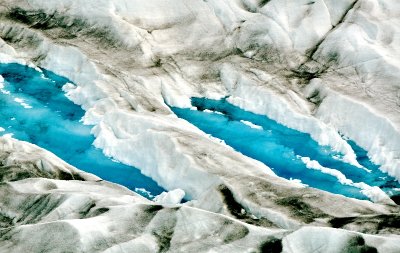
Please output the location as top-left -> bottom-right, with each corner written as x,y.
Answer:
0,0 -> 400,252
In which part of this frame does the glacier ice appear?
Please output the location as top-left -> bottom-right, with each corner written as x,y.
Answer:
0,136 -> 399,253
0,63 -> 165,199
0,0 -> 400,251
171,97 -> 400,203
154,188 -> 186,205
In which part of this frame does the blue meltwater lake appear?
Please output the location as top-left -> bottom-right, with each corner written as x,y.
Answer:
0,63 -> 164,199
171,97 -> 400,202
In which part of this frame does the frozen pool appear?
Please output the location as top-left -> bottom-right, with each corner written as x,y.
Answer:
171,97 -> 400,202
0,63 -> 164,199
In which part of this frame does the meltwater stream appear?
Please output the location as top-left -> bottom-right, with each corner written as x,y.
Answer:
0,63 -> 164,199
171,97 -> 400,201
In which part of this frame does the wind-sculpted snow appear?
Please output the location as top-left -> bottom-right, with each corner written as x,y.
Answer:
0,0 -> 400,250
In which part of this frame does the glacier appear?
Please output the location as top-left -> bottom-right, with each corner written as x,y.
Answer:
0,63 -> 165,199
170,97 -> 400,202
0,0 -> 400,252
1,136 -> 400,252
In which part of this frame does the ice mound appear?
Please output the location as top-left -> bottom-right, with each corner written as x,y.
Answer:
154,189 -> 186,205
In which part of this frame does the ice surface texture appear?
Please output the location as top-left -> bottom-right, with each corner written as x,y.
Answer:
0,136 -> 400,253
0,0 -> 400,251
0,63 -> 164,199
171,97 -> 400,201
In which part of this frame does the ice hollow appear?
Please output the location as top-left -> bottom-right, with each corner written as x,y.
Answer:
171,97 -> 400,203
0,63 -> 165,199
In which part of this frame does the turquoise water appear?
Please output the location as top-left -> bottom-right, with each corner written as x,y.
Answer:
0,63 -> 164,199
171,97 -> 400,201
2,62 -> 398,202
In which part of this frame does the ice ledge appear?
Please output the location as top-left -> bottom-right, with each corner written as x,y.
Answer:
220,63 -> 363,168
307,78 -> 400,182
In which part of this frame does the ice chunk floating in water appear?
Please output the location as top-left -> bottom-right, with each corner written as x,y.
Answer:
171,97 -> 400,202
0,63 -> 164,199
